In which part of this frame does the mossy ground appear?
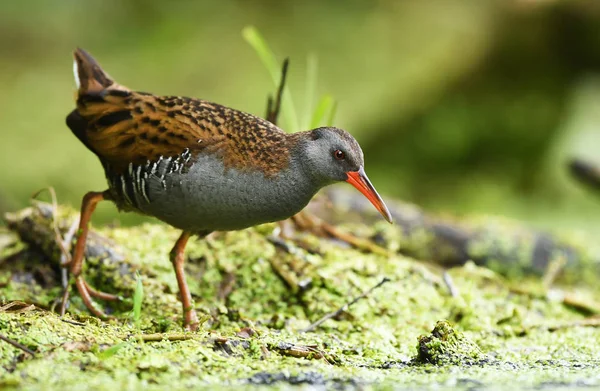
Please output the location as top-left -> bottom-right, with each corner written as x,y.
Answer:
1,205 -> 600,390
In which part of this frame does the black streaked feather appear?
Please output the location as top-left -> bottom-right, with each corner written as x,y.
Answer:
96,110 -> 132,127
66,110 -> 97,155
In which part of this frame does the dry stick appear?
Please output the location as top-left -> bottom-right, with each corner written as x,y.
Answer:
31,187 -> 80,316
31,187 -> 72,265
443,271 -> 459,298
265,96 -> 273,122
58,288 -> 70,317
138,333 -> 198,342
569,158 -> 600,192
275,343 -> 324,360
59,218 -> 80,316
0,334 -> 36,356
0,301 -> 24,312
296,211 -> 391,256
217,271 -> 236,303
542,255 -> 567,290
266,58 -> 289,125
562,293 -> 600,315
0,301 -> 36,313
516,317 -> 600,336
300,277 -> 391,333
61,318 -> 86,327
318,219 -> 391,256
546,317 -> 600,332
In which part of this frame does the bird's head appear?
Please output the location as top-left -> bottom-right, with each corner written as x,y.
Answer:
297,127 -> 392,223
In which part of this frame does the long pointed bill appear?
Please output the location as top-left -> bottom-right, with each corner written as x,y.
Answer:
346,167 -> 393,223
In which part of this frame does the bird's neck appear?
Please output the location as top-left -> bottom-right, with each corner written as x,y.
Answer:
286,131 -> 335,189
277,147 -> 324,202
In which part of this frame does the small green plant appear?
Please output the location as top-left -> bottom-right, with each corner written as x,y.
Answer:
242,26 -> 337,132
132,271 -> 144,328
97,342 -> 127,360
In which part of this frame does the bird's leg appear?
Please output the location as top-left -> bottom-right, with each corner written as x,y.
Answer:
169,231 -> 200,331
65,190 -> 120,320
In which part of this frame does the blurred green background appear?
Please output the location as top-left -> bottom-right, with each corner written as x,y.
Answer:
1,0 -> 599,233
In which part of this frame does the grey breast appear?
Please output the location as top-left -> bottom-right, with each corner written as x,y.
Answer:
110,152 -> 319,233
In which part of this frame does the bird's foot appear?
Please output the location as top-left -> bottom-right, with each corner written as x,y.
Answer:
183,306 -> 199,331
72,276 -> 118,320
82,280 -> 122,301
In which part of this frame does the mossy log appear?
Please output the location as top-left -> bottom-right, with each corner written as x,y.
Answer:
1,202 -> 600,389
313,188 -> 600,284
569,158 -> 600,194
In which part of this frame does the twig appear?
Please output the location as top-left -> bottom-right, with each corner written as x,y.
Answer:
319,221 -> 391,256
31,187 -> 73,265
546,317 -> 600,332
260,344 -> 270,359
137,333 -> 199,342
267,235 -> 305,258
300,277 -> 391,333
291,211 -> 391,256
61,217 -> 79,269
562,293 -> 600,315
273,342 -> 323,359
569,158 -> 600,192
61,318 -> 86,327
31,188 -> 81,316
0,334 -> 36,356
443,271 -> 459,298
265,58 -> 289,125
59,217 -> 79,315
217,271 -> 236,303
59,288 -> 70,316
267,249 -> 301,292
0,301 -> 36,313
542,255 -> 567,290
516,317 -> 600,336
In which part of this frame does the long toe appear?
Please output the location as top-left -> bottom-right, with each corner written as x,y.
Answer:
83,280 -> 122,301
75,277 -> 114,319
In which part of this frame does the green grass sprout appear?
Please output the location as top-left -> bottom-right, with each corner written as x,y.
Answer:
97,342 -> 127,360
303,53 -> 318,129
242,26 -> 299,132
326,100 -> 338,127
132,271 -> 144,328
310,94 -> 336,129
243,26 -> 338,131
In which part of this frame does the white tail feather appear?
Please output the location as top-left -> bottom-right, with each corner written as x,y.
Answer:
73,58 -> 80,89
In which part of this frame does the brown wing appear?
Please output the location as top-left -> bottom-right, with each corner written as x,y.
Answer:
67,48 -> 293,176
73,90 -> 220,170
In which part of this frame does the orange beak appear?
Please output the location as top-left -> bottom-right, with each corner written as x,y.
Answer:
346,167 -> 393,223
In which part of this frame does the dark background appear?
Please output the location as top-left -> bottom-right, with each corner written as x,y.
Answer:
1,0 -> 599,233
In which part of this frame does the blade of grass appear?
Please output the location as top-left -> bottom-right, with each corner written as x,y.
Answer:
326,100 -> 338,126
242,26 -> 299,132
98,342 -> 127,360
310,94 -> 335,129
132,272 -> 143,328
303,53 -> 318,129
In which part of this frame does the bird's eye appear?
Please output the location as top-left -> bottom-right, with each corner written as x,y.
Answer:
333,149 -> 345,160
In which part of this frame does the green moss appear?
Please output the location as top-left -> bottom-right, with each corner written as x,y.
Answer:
415,320 -> 483,365
2,204 -> 600,389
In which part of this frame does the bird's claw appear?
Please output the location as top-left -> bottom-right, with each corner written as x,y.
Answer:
73,276 -> 116,320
